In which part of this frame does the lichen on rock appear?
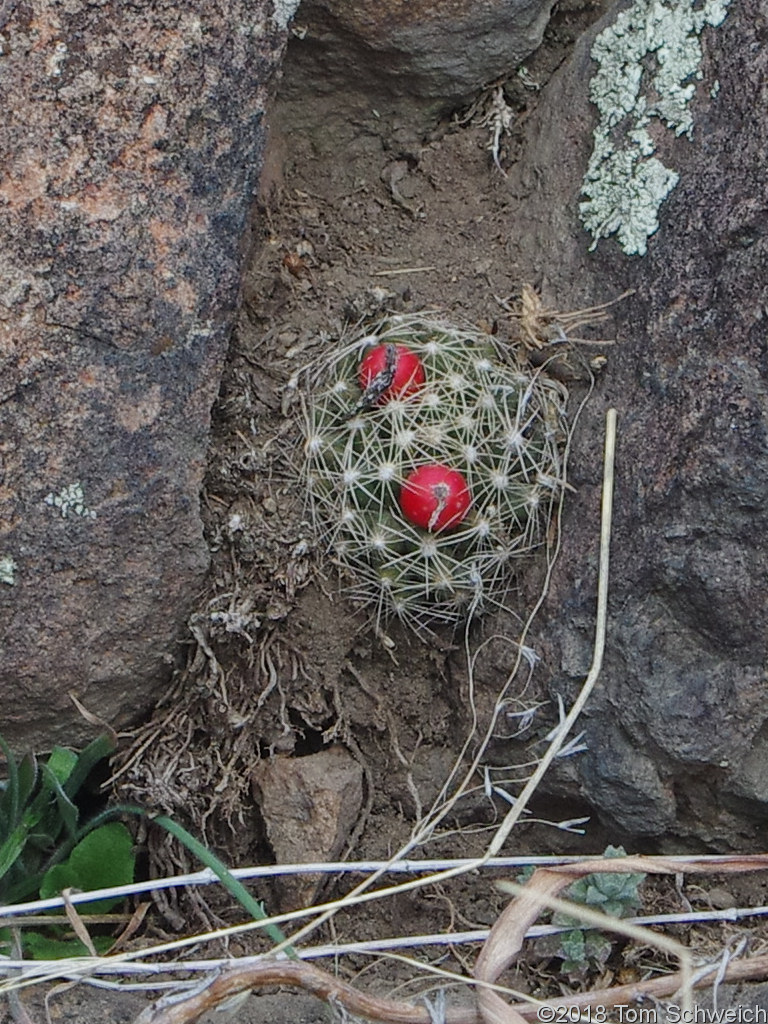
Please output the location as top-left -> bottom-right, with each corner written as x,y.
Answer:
272,0 -> 301,31
44,482 -> 97,521
0,555 -> 15,586
580,0 -> 731,256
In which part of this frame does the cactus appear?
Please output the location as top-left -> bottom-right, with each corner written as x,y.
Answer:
302,314 -> 569,632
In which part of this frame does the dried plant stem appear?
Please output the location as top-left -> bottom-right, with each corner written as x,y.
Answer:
508,951 -> 768,1021
132,960 -> 477,1024
388,366 -> 599,863
475,864 -> 690,1024
130,951 -> 768,1024
129,855 -> 768,1024
6,852 -> 765,921
486,407 -> 616,858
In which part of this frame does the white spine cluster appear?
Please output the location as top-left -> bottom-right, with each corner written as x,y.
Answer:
303,315 -> 568,633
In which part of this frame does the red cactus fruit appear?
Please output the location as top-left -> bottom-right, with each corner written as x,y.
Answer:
400,464 -> 472,532
358,343 -> 425,406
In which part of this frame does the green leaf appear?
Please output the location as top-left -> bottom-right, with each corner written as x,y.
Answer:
63,734 -> 116,800
45,747 -> 78,787
0,735 -> 19,830
566,876 -> 590,904
40,822 -> 135,914
0,819 -> 32,883
22,930 -> 114,959
152,814 -> 292,948
28,740 -> 109,853
26,753 -> 73,849
515,864 -> 536,885
583,930 -> 612,965
560,929 -> 585,963
42,764 -> 80,840
112,805 -> 296,956
562,845 -> 645,928
15,754 -> 38,818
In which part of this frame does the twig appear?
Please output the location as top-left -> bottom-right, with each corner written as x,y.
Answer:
4,853 -> 763,919
485,407 -> 617,858
3,856 -> 768,1019
131,927 -> 768,1024
372,267 -> 437,276
6,932 -> 34,1024
5,896 -> 768,979
508,950 -> 768,1020
131,960 -> 479,1024
475,867 -> 691,1024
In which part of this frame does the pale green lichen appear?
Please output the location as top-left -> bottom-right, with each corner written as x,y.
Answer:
44,482 -> 97,520
580,0 -> 731,256
272,0 -> 301,31
0,555 -> 16,585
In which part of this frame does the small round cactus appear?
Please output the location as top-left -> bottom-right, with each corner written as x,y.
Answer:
302,314 -> 569,632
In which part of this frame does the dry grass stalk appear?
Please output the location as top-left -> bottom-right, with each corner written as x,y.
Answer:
475,855 -> 768,1024
485,407 -> 616,859
499,283 -> 633,349
128,855 -> 768,1024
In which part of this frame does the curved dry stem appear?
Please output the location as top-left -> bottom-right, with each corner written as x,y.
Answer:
132,959 -> 479,1024
129,855 -> 768,1024
473,853 -> 768,1024
485,407 -> 616,857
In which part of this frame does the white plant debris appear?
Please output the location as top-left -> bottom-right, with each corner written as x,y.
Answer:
517,66 -> 541,91
44,482 -> 97,520
580,0 -> 732,256
0,555 -> 16,585
460,85 -> 515,175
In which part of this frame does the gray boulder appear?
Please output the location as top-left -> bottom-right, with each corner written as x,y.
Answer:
500,0 -> 768,845
277,0 -> 558,141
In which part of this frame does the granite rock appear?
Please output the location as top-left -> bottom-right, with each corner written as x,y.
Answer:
493,0 -> 768,845
277,0 -> 557,140
252,746 -> 365,908
0,1 -> 293,750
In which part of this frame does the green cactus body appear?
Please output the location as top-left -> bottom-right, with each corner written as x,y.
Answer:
303,315 -> 569,631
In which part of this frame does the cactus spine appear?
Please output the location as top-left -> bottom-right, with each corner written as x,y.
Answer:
303,314 -> 569,632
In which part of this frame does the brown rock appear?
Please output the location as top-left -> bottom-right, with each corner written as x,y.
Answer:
278,0 -> 556,140
252,746 -> 364,908
0,1 -> 293,750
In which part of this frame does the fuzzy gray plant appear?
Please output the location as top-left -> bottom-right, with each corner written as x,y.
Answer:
302,314 -> 569,632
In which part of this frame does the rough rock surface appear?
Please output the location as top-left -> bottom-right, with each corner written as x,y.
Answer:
278,0 -> 557,141
0,1 -> 293,751
252,746 -> 364,908
499,0 -> 768,845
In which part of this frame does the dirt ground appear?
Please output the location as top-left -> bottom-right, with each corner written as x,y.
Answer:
8,4 -> 768,1023
109,0 -> 614,887
108,0 -> 619,911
